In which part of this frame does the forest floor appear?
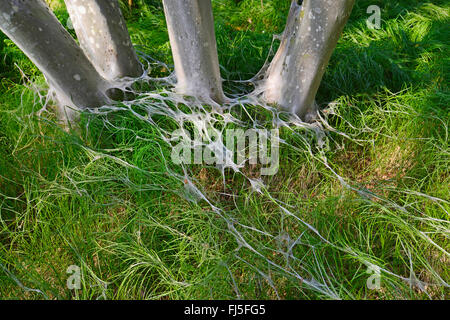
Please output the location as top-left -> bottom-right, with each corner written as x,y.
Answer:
0,0 -> 448,299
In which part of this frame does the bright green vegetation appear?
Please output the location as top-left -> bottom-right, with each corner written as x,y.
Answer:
0,0 -> 448,299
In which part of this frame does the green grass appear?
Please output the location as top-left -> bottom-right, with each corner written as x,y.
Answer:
0,0 -> 449,299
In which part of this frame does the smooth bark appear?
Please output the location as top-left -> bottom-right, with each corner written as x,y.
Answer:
0,0 -> 110,109
162,0 -> 225,104
64,0 -> 143,81
262,0 -> 355,121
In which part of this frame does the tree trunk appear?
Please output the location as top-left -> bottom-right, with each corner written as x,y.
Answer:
261,0 -> 355,121
0,0 -> 110,110
162,0 -> 225,104
64,0 -> 143,81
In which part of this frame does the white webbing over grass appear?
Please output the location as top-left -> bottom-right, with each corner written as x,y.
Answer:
62,50 -> 448,298
4,42 -> 449,300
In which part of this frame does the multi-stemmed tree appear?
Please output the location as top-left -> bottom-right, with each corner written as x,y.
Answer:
0,0 -> 355,120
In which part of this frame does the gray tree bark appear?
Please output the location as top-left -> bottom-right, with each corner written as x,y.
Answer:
64,0 -> 143,81
262,0 -> 355,121
162,0 -> 225,104
0,0 -> 110,110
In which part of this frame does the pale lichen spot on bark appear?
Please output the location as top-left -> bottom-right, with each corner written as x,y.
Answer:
77,6 -> 87,15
